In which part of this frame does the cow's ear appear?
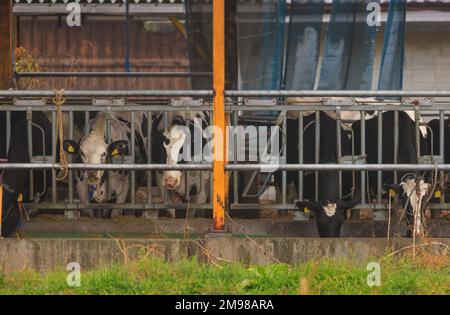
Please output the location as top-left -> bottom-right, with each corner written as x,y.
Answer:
295,200 -> 315,214
383,183 -> 402,196
63,140 -> 79,155
108,140 -> 128,157
337,197 -> 360,210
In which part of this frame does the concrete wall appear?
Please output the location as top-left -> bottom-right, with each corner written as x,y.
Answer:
1,237 -> 448,273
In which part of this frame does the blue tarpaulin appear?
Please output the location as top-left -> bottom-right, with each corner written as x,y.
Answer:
237,0 -> 286,90
318,0 -> 379,90
378,0 -> 407,91
183,0 -> 406,93
284,0 -> 325,90
285,0 -> 406,92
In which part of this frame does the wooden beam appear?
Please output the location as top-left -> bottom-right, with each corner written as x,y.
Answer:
212,0 -> 226,232
0,0 -> 12,89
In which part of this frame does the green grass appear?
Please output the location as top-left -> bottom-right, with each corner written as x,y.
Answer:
0,256 -> 449,295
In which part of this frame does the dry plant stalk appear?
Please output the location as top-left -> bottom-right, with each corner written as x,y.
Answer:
108,233 -> 163,264
225,212 -> 286,266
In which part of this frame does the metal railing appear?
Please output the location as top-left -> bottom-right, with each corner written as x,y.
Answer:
1,89 -> 449,220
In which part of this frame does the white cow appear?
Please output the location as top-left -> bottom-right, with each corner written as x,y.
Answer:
63,112 -> 148,218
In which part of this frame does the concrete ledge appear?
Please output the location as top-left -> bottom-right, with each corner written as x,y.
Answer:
1,238 -> 449,273
18,217 -> 450,238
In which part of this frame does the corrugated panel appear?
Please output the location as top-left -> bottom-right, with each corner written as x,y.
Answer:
19,18 -> 191,90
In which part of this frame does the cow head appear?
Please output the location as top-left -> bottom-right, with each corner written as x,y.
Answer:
63,138 -> 128,185
383,175 -> 429,237
296,198 -> 359,237
159,116 -> 189,190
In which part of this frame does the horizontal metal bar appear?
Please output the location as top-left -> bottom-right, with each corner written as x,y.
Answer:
226,164 -> 446,171
13,3 -> 186,16
23,202 -> 450,211
0,163 -> 447,171
16,72 -> 212,78
230,203 -> 450,211
0,90 -> 213,97
227,105 -> 450,111
25,203 -> 212,210
0,163 -> 213,171
2,89 -> 450,98
226,90 -> 450,97
2,104 -> 450,112
0,105 -> 212,112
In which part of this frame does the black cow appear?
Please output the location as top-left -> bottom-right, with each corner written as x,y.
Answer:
275,112 -> 359,237
352,111 -> 429,237
1,112 -> 53,237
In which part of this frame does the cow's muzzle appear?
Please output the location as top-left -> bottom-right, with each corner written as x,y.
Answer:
164,176 -> 179,190
87,171 -> 102,184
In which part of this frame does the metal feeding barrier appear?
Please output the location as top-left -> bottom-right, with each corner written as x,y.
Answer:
0,89 -> 450,227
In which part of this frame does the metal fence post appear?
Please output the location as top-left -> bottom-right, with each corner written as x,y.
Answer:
212,0 -> 226,232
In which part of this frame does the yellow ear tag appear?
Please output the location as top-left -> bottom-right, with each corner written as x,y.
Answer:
434,190 -> 442,198
67,145 -> 75,153
17,193 -> 23,202
304,207 -> 311,214
389,189 -> 396,197
111,148 -> 119,157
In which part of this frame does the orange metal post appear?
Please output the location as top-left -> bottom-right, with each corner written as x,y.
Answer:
0,186 -> 2,236
212,0 -> 226,231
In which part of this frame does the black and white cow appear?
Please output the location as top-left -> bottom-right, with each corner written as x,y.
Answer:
275,112 -> 359,237
352,111 -> 430,237
63,111 -> 149,218
153,111 -> 211,218
383,175 -> 429,238
1,112 -> 53,237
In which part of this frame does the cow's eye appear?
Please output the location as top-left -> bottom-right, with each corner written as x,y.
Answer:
101,152 -> 106,158
80,151 -> 85,158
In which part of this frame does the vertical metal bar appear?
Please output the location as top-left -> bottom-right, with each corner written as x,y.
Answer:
51,110 -> 56,204
84,111 -> 89,206
185,112 -> 190,208
435,110 -> 445,219
360,110 -> 366,205
130,110 -> 136,204
315,111 -> 320,201
415,107 -> 421,162
282,114 -> 287,205
394,110 -> 399,184
233,109 -> 238,205
27,108 -> 34,200
68,111 -> 74,205
163,111 -> 168,204
146,110 -> 152,205
6,110 -> 10,151
336,107 -> 342,198
377,110 -> 382,203
105,107 -> 111,201
212,0 -> 226,231
298,111 -> 303,201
